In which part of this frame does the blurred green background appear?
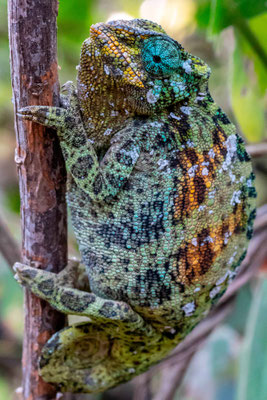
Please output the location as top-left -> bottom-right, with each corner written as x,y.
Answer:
0,0 -> 266,399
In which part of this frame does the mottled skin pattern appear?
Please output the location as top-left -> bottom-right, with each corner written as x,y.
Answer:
14,19 -> 256,393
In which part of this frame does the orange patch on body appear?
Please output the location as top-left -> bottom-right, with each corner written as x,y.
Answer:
174,130 -> 226,221
172,202 -> 246,285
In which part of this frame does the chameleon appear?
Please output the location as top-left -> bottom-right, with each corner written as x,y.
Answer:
14,18 -> 256,393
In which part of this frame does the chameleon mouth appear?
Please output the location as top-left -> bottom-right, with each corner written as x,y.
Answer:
90,23 -> 145,88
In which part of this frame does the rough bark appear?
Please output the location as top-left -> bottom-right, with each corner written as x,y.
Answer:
8,1 -> 68,399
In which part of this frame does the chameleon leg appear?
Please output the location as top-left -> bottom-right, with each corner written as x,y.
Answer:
17,84 -> 87,147
56,258 -> 90,291
14,262 -> 169,393
13,262 -> 145,326
17,90 -> 141,203
14,259 -> 87,290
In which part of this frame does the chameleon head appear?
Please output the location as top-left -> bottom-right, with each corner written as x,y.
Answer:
77,19 -> 211,117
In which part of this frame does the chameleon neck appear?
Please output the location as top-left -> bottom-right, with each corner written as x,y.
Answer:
77,84 -> 134,147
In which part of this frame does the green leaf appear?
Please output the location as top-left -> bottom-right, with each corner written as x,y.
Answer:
236,278 -> 267,400
4,185 -> 20,214
196,0 -> 267,33
117,0 -> 143,17
237,13 -> 267,94
0,377 -> 11,399
58,0 -> 96,43
226,285 -> 252,334
231,43 -> 265,142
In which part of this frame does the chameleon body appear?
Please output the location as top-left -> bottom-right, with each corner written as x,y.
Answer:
14,19 -> 256,393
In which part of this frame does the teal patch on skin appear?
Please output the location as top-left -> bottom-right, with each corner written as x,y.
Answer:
142,37 -> 181,77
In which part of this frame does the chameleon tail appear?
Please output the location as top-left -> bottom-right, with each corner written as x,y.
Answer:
40,321 -> 175,393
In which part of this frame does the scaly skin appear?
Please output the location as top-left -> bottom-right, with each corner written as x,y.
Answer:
14,19 -> 256,393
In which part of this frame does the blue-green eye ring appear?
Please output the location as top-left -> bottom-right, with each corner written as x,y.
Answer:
142,37 -> 180,77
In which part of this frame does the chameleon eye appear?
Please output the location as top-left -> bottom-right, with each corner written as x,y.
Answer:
142,37 -> 180,77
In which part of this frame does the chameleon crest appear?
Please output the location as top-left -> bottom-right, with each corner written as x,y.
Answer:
15,19 -> 256,393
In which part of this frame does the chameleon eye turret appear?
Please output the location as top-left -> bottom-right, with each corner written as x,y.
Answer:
15,18 -> 256,393
142,37 -> 181,77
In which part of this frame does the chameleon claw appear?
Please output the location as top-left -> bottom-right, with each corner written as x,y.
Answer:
17,108 -> 34,120
13,263 -> 25,285
13,261 -> 22,273
61,81 -> 76,95
13,262 -> 38,287
13,272 -> 22,285
16,105 -> 63,127
18,106 -> 40,114
17,106 -> 48,123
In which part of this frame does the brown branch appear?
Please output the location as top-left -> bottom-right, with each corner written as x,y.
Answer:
246,142 -> 267,158
132,374 -> 152,400
133,205 -> 267,400
8,1 -> 68,399
0,213 -> 21,271
151,352 -> 196,400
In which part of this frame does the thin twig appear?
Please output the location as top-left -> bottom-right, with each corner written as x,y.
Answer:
246,142 -> 267,158
0,213 -> 21,271
132,373 -> 153,400
152,353 -> 196,400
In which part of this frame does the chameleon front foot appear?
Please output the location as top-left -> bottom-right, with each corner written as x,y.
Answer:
17,105 -> 68,129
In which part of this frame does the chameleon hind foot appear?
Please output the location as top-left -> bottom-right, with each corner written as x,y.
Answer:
14,259 -> 86,289
39,320 -> 170,393
14,263 -> 170,392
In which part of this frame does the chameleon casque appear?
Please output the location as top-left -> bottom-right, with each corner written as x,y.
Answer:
14,19 -> 256,393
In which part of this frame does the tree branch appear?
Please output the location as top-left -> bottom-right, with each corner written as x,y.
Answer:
246,142 -> 267,158
8,1 -> 68,399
